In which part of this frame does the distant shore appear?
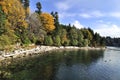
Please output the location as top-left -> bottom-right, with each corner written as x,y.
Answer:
0,45 -> 106,61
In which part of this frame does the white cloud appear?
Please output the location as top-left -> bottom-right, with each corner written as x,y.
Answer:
79,13 -> 92,18
72,20 -> 84,29
55,0 -> 120,18
97,20 -> 104,23
59,10 -> 105,19
94,23 -> 120,38
55,0 -> 81,11
109,12 -> 120,18
79,11 -> 120,19
55,0 -> 77,11
92,11 -> 104,17
79,10 -> 105,18
59,12 -> 76,19
55,2 -> 70,11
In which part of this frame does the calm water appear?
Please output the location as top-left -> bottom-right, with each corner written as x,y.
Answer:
0,47 -> 120,80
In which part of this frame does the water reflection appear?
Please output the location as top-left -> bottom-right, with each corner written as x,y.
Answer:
0,50 -> 104,80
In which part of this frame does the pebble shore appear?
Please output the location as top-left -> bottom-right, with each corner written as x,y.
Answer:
0,46 -> 106,61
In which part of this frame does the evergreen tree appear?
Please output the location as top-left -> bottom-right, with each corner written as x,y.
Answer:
81,28 -> 93,46
100,37 -> 106,46
36,2 -> 42,14
60,29 -> 68,45
24,0 -> 30,17
51,12 -> 61,35
88,28 -> 94,46
83,39 -> 89,47
93,32 -> 101,47
71,39 -> 78,46
0,6 -> 6,35
69,27 -> 78,46
77,30 -> 84,46
53,35 -> 61,46
24,0 -> 29,8
20,0 -> 23,3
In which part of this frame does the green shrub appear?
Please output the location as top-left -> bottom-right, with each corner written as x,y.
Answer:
71,39 -> 78,46
22,37 -> 31,45
82,39 -> 89,47
63,40 -> 70,46
53,35 -> 61,46
0,35 -> 14,50
44,36 -> 53,46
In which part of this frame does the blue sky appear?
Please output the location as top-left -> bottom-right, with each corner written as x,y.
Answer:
30,0 -> 120,37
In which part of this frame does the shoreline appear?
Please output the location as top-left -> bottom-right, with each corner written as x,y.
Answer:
0,46 -> 106,61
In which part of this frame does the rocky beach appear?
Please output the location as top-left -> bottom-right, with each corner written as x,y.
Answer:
0,45 -> 106,61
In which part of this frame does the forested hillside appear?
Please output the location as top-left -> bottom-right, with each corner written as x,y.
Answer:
0,0 -> 105,50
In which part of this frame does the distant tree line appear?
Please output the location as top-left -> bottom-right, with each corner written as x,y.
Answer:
0,0 -> 105,50
105,37 -> 120,47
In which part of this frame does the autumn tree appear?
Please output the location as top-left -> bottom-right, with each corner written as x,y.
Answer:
0,0 -> 28,29
40,13 -> 55,33
28,13 -> 46,44
0,1 -> 19,48
0,6 -> 17,49
19,0 -> 30,17
0,0 -> 28,45
0,21 -> 17,49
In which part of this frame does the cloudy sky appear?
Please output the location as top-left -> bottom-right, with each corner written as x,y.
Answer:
30,0 -> 120,37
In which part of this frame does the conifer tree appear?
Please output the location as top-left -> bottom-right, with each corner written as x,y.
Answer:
36,2 -> 42,14
24,0 -> 30,17
0,6 -> 6,35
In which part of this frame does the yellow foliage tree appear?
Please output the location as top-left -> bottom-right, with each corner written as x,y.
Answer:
0,0 -> 28,29
40,13 -> 55,32
0,0 -> 28,48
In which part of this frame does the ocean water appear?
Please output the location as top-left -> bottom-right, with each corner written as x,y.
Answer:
0,47 -> 120,80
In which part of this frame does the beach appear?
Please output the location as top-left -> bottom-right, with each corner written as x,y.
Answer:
0,45 -> 106,61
